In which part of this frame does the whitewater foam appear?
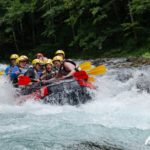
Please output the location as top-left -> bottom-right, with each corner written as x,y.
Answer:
1,63 -> 150,150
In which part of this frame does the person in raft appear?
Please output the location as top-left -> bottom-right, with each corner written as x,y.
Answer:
52,56 -> 78,80
10,56 -> 28,86
5,54 -> 19,77
24,59 -> 43,82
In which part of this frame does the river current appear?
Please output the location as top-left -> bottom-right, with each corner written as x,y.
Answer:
0,61 -> 150,150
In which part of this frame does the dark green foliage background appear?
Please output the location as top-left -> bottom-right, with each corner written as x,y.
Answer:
0,0 -> 150,60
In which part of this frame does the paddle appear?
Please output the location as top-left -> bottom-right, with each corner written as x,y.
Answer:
79,61 -> 92,71
88,65 -> 106,75
88,76 -> 95,82
74,65 -> 106,85
79,62 -> 106,81
0,71 -> 4,75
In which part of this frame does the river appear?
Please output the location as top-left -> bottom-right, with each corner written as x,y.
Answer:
0,60 -> 150,150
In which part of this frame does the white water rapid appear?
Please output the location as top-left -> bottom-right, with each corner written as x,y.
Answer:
0,62 -> 150,150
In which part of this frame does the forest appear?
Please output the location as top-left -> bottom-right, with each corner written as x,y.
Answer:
0,0 -> 150,60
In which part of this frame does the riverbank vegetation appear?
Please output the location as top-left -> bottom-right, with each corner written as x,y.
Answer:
0,0 -> 150,60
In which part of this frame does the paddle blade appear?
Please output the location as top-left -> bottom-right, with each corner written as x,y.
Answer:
79,61 -> 92,71
18,76 -> 31,86
88,65 -> 106,75
0,71 -> 4,75
88,76 -> 95,82
73,71 -> 89,80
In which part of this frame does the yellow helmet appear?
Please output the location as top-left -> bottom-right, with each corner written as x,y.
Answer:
16,58 -> 19,64
43,58 -> 48,64
38,59 -> 47,66
16,56 -> 27,64
32,59 -> 41,65
55,50 -> 65,56
10,54 -> 19,59
45,59 -> 53,65
52,56 -> 63,62
20,55 -> 28,60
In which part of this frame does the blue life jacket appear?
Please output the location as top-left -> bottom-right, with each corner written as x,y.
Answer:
10,65 -> 20,80
10,65 -> 27,80
5,65 -> 14,75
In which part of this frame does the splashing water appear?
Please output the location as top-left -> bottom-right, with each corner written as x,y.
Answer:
0,62 -> 150,150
